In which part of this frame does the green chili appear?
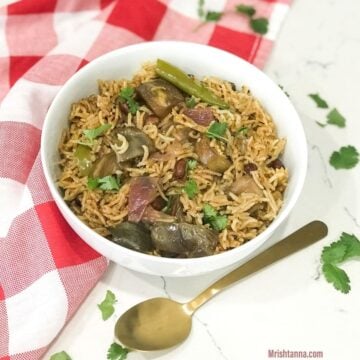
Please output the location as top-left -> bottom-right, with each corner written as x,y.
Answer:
155,59 -> 228,109
74,144 -> 92,176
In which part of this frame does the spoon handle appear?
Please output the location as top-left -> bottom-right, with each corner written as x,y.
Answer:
184,220 -> 328,314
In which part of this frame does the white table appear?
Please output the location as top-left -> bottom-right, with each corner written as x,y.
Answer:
45,0 -> 360,359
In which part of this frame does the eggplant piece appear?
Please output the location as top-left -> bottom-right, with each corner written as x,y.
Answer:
151,223 -> 218,258
136,78 -> 184,118
230,175 -> 262,196
114,127 -> 155,162
195,137 -> 231,173
90,151 -> 121,178
109,221 -> 154,253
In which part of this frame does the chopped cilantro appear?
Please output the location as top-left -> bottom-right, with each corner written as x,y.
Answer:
186,159 -> 197,171
107,343 -> 129,360
236,126 -> 248,136
185,97 -> 197,108
203,203 -> 228,231
83,124 -> 111,141
250,17 -> 269,34
50,351 -> 72,360
206,122 -> 228,141
98,290 -> 117,321
183,179 -> 198,199
321,232 -> 360,293
308,93 -> 329,108
88,176 -> 120,191
322,263 -> 351,294
235,4 -> 256,17
326,108 -> 346,128
119,86 -> 139,115
329,145 -> 359,169
205,11 -> 222,22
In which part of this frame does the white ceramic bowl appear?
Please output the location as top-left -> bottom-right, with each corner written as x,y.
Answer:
41,41 -> 307,276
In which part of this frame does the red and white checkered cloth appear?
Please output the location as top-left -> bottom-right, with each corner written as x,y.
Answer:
0,0 -> 291,358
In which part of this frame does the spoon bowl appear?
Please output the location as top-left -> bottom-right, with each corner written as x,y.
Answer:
115,298 -> 191,351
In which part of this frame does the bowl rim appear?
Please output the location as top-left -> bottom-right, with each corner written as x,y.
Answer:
41,40 -> 308,266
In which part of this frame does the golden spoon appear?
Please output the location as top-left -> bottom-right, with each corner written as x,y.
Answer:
115,220 -> 327,351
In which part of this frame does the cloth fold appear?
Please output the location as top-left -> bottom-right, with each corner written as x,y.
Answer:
0,0 -> 291,358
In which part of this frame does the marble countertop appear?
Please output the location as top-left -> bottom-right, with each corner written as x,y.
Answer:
45,0 -> 360,359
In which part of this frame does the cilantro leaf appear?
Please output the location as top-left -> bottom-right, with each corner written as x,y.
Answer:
83,124 -> 111,140
308,93 -> 329,108
98,290 -> 117,321
250,17 -> 268,35
88,176 -> 120,191
329,145 -> 359,169
235,4 -> 256,17
236,126 -> 248,136
203,203 -> 228,231
119,86 -> 139,115
185,97 -> 197,109
338,233 -> 360,259
183,179 -> 198,199
322,263 -> 351,294
206,122 -> 228,141
198,0 -> 205,18
50,351 -> 72,360
205,11 -> 222,22
321,242 -> 347,264
107,343 -> 129,360
326,108 -> 346,128
187,159 -> 197,171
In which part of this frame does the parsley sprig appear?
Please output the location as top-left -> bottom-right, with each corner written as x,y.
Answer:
203,204 -> 228,231
88,176 -> 120,191
119,87 -> 139,115
321,233 -> 360,293
107,343 -> 129,360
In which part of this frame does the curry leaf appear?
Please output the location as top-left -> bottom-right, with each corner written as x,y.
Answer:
98,290 -> 117,321
326,108 -> 346,128
329,145 -> 359,169
250,17 -> 268,34
83,124 -> 111,140
107,343 -> 129,360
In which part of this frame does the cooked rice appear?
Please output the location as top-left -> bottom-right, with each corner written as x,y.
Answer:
58,62 -> 288,252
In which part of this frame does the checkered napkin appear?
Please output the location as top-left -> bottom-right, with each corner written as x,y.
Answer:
0,0 -> 291,358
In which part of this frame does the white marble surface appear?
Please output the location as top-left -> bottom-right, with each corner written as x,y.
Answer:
45,0 -> 360,359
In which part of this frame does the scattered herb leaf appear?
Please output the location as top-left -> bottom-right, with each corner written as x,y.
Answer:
50,351 -> 72,360
185,97 -> 197,108
235,4 -> 256,17
198,0 -> 205,18
321,232 -> 360,293
187,159 -> 198,171
329,145 -> 359,169
316,121 -> 327,128
308,93 -> 329,108
322,263 -> 351,294
183,179 -> 198,199
119,86 -> 139,115
83,124 -> 111,141
236,126 -> 248,136
205,11 -> 222,22
98,290 -> 117,321
250,17 -> 268,34
326,108 -> 346,128
107,343 -> 129,360
88,176 -> 120,191
203,203 -> 228,231
206,122 -> 228,141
